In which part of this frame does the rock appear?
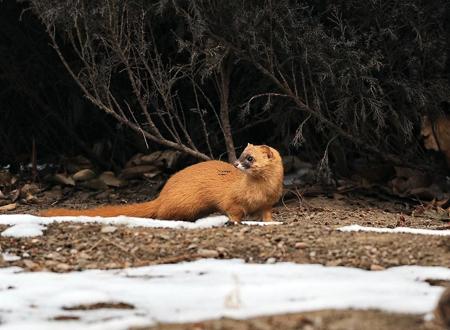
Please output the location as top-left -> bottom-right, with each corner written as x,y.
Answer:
25,193 -> 38,204
65,155 -> 93,174
435,287 -> 450,328
140,151 -> 165,168
21,183 -> 40,196
0,203 -> 17,212
101,226 -> 118,234
125,153 -> 144,168
120,165 -> 161,180
141,150 -> 182,170
266,257 -> 277,264
52,174 -> 75,186
73,169 -> 96,182
294,242 -> 308,249
197,249 -> 219,258
95,190 -> 111,200
370,264 -> 385,271
158,233 -> 171,240
23,260 -> 39,270
98,171 -> 127,187
81,179 -> 108,191
326,259 -> 342,267
0,170 -> 13,187
56,263 -> 71,272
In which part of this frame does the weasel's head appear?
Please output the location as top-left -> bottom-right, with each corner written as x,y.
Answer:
233,143 -> 282,177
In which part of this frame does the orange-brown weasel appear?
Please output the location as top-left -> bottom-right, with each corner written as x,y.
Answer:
40,144 -> 284,223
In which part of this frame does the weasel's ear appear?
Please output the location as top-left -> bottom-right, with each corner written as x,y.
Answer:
260,145 -> 273,159
247,143 -> 254,147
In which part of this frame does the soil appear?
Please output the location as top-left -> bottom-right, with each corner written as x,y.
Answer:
1,181 -> 449,329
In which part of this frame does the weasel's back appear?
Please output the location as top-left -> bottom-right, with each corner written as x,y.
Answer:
154,160 -> 241,220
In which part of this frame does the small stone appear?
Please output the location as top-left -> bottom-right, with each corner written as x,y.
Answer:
0,203 -> 17,212
197,249 -> 219,258
81,179 -> 108,191
23,260 -> 38,269
370,264 -> 385,271
65,155 -> 93,173
104,262 -> 120,269
309,251 -> 316,258
73,169 -> 96,182
326,259 -> 342,267
120,165 -> 161,180
98,171 -> 127,188
158,233 -> 171,240
21,183 -> 40,196
25,193 -> 38,204
46,252 -> 62,260
187,244 -> 198,250
125,153 -> 144,168
95,190 -> 111,200
239,227 -> 251,234
216,247 -> 227,253
22,252 -> 30,258
52,174 -> 75,186
266,257 -> 277,264
56,263 -> 71,272
435,288 -> 450,328
70,249 -> 78,254
101,226 -> 118,234
295,242 -> 308,249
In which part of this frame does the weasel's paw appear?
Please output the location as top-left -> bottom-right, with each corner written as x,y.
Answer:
225,220 -> 241,226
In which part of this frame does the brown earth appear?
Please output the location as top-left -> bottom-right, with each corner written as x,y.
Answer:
0,182 -> 449,329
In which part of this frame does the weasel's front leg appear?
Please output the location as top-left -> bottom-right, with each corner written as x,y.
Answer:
226,207 -> 244,224
262,207 -> 273,222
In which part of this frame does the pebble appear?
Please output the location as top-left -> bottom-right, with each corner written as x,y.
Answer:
370,264 -> 385,271
266,257 -> 277,264
101,226 -> 118,234
326,259 -> 342,267
23,260 -> 38,269
294,242 -> 308,249
0,203 -> 17,212
197,249 -> 219,258
52,174 -> 75,186
73,169 -> 96,182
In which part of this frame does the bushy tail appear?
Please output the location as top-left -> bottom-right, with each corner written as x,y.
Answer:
39,199 -> 160,218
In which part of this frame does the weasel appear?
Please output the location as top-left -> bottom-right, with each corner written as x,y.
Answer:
40,144 -> 284,223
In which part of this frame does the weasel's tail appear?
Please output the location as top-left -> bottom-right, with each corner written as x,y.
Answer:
39,200 -> 160,218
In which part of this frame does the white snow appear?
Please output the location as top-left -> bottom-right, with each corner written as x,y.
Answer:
1,253 -> 21,261
0,259 -> 448,330
0,214 -> 281,238
338,224 -> 450,236
1,223 -> 46,238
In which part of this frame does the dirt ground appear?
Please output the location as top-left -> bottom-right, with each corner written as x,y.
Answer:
1,181 -> 449,329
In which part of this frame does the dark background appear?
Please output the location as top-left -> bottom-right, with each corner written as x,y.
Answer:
1,0 -> 449,176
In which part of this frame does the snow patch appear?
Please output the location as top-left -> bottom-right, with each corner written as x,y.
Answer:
1,223 -> 46,238
338,224 -> 450,236
0,214 -> 281,237
1,253 -> 21,261
0,259 -> 448,330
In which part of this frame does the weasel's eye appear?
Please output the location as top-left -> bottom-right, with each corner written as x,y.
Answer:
246,156 -> 254,162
